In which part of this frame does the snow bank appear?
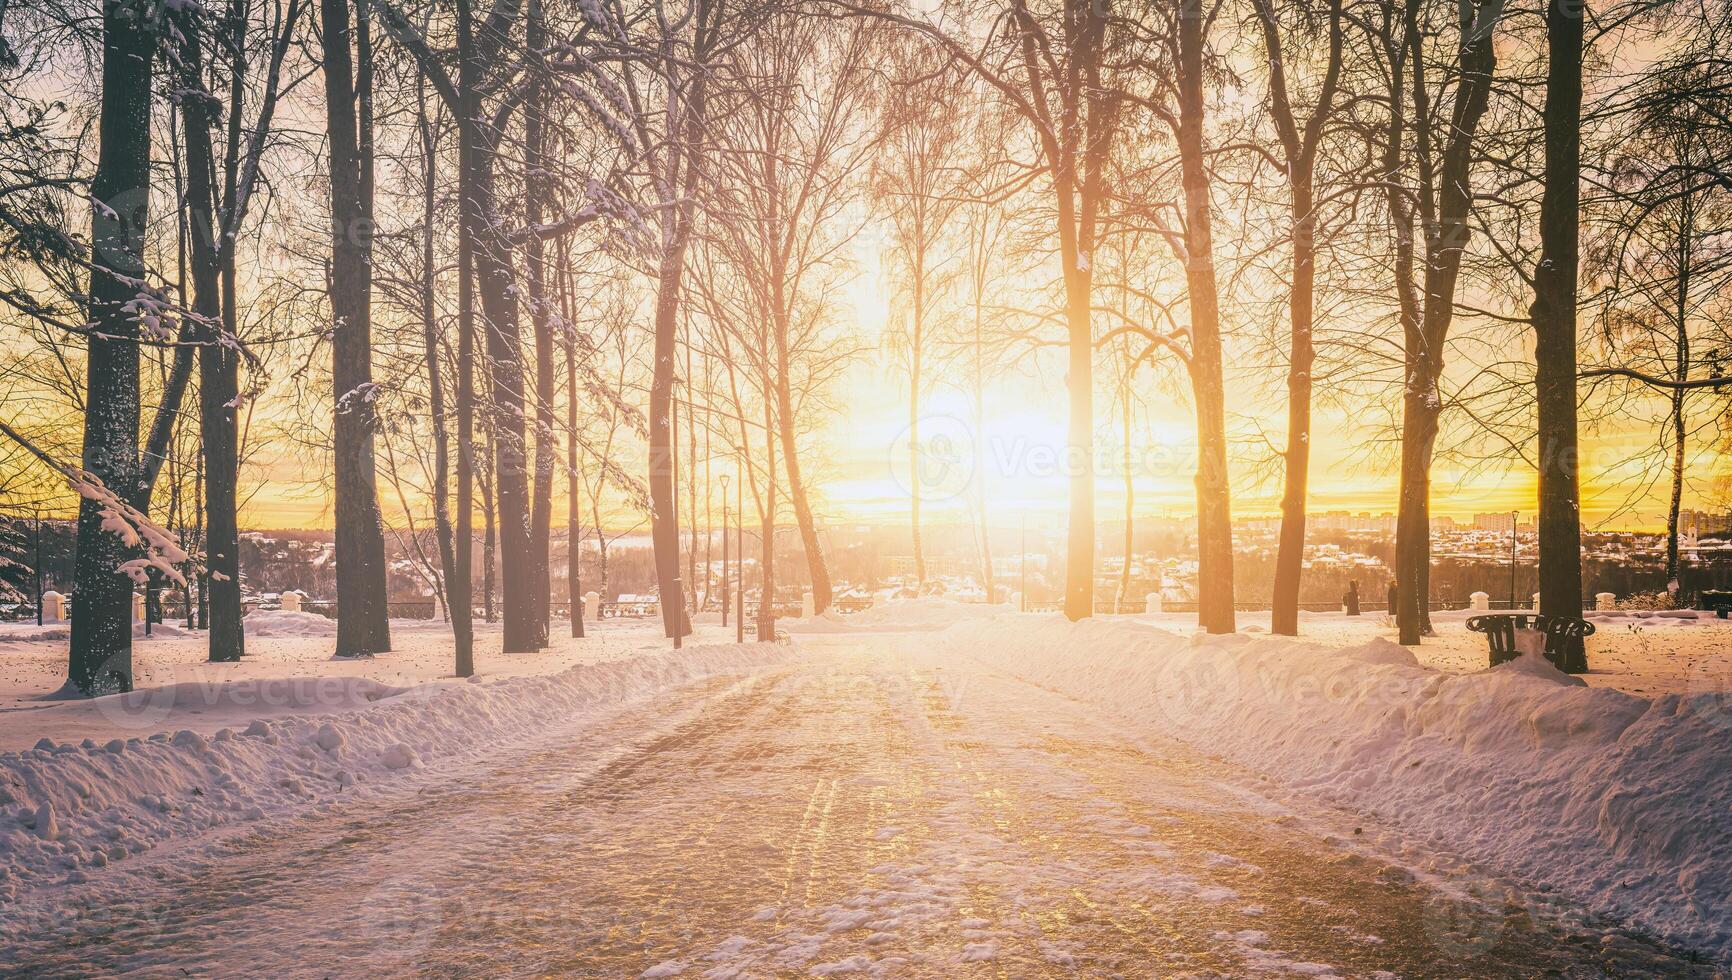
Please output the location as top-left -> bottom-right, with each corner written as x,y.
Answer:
786,598 -> 1006,634
0,622 -> 193,644
242,610 -> 339,637
0,642 -> 785,906
0,625 -> 71,644
1585,609 -> 1704,624
937,614 -> 1732,961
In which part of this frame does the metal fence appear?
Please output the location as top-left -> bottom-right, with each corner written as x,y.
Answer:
1015,597 -> 1601,615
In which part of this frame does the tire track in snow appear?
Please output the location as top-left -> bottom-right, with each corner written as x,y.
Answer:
3,638 -> 1713,978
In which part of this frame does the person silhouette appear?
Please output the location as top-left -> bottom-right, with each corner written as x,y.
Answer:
1344,580 -> 1361,616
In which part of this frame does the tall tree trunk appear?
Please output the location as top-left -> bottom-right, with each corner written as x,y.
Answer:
1395,394 -> 1439,642
451,228 -> 477,666
322,0 -> 392,657
1269,207 -> 1312,635
198,213 -> 243,662
973,307 -> 993,602
175,9 -> 244,664
1258,0 -> 1340,637
1003,0 -> 1107,623
687,343 -> 700,614
564,271 -> 585,639
1667,391 -> 1685,592
472,148 -> 532,650
524,0 -> 553,649
702,366 -> 712,611
454,0 -> 533,653
482,453 -> 496,624
1531,0 -> 1584,623
1118,385 -> 1133,613
1664,196 -> 1693,596
416,92 -> 465,672
194,452 -> 206,629
646,11 -> 714,641
1176,0 -> 1235,634
453,127 -> 477,675
909,263 -> 926,586
650,245 -> 692,639
594,500 -> 610,601
1391,0 -> 1499,642
759,398 -> 778,641
1383,11 -> 1429,645
775,365 -> 832,614
1061,261 -> 1094,621
1269,171 -> 1318,635
68,0 -> 154,696
1044,115 -> 1099,626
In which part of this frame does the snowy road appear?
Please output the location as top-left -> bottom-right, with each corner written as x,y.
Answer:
3,635 -> 1706,977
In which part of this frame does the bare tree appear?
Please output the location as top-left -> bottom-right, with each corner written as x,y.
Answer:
1375,0 -> 1502,644
1530,0 -> 1585,628
955,118 -> 1017,602
608,0 -> 732,640
378,0 -> 539,651
704,11 -> 879,614
1253,0 -> 1345,636
874,44 -> 966,590
1586,37 -> 1732,598
849,0 -> 1118,621
67,0 -> 158,694
321,0 -> 393,656
1166,0 -> 1235,634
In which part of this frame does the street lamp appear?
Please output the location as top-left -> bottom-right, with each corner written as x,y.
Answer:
736,454 -> 746,645
1509,509 -> 1519,610
33,512 -> 43,627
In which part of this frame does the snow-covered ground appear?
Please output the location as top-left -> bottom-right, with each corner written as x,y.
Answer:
0,614 -> 729,751
790,601 -> 1732,700
1,601 -> 1727,971
787,596 -> 1009,633
0,615 -> 783,906
1206,606 -> 1732,699
924,611 -> 1732,964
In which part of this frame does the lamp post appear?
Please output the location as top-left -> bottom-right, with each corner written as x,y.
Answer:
736,454 -> 745,645
1509,510 -> 1519,610
34,512 -> 43,627
720,474 -> 731,629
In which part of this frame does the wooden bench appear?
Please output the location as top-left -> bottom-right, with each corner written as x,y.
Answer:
1465,614 -> 1593,673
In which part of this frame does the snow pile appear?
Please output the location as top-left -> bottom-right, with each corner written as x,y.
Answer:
0,642 -> 786,906
241,610 -> 340,637
1585,609 -> 1703,624
937,614 -> 1732,961
0,625 -> 72,644
0,621 -> 198,644
787,598 -> 1005,633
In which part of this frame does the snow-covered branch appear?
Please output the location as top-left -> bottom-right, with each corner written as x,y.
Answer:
0,420 -> 189,586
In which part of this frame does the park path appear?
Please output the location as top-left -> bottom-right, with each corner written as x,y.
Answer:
1,634 -> 1702,977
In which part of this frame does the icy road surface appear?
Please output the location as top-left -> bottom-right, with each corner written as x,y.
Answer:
3,635 -> 1707,977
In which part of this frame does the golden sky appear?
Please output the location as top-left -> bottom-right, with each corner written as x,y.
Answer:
233,264 -> 1721,535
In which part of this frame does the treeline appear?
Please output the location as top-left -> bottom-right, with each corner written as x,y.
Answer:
2,0 -> 1731,694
